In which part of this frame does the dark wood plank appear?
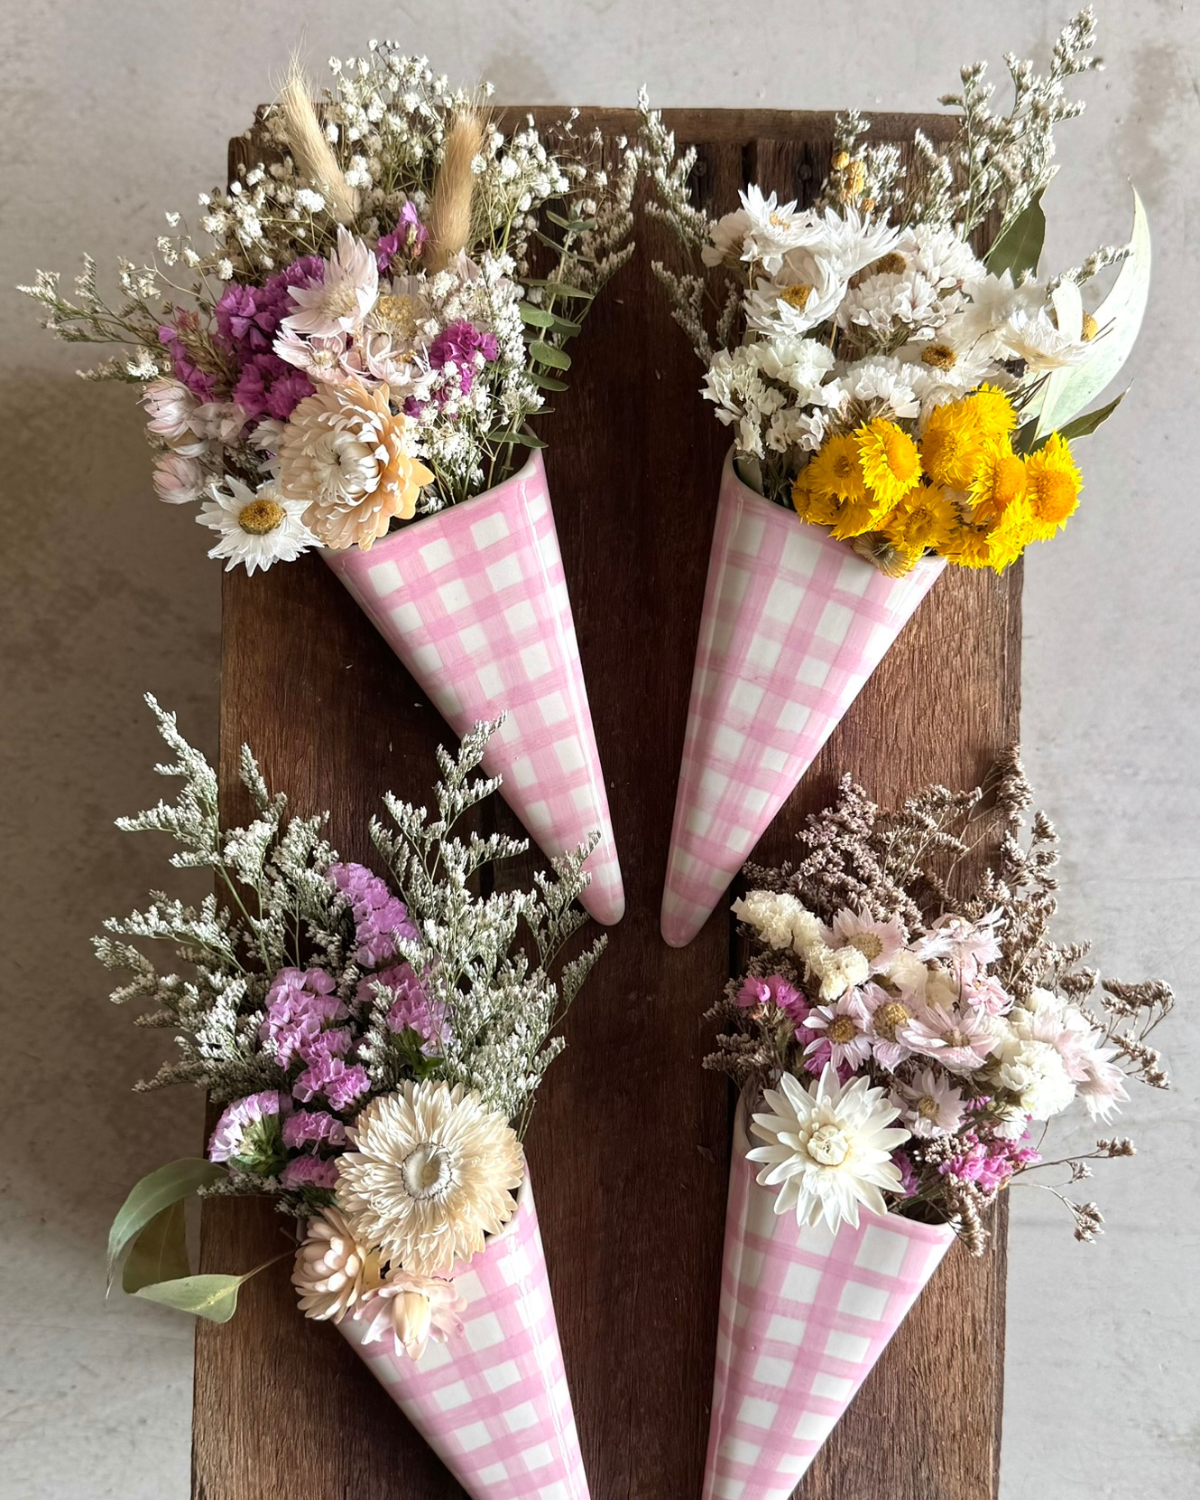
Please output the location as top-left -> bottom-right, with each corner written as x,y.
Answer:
194,108 -> 1015,1500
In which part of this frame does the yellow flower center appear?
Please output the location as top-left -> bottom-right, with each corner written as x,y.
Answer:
781,283 -> 814,311
946,1028 -> 970,1049
917,1095 -> 941,1120
325,283 -> 362,318
832,150 -> 851,171
1082,312 -> 1099,341
874,1001 -> 911,1040
828,1016 -> 859,1045
850,932 -> 884,960
375,293 -> 423,340
841,161 -> 867,197
238,498 -> 286,535
873,251 -> 909,277
921,343 -> 958,370
769,211 -> 791,227
1029,468 -> 1079,524
807,1124 -> 851,1167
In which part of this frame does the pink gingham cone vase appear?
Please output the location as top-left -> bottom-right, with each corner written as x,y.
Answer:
339,1172 -> 590,1500
323,450 -> 623,926
661,451 -> 945,947
701,1107 -> 954,1500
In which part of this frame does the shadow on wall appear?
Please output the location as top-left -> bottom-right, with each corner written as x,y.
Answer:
0,375 -> 218,1263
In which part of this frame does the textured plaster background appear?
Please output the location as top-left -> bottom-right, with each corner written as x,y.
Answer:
1,2 -> 1196,1495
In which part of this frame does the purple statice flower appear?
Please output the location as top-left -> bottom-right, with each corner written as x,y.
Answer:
283,1109 -> 349,1150
260,967 -> 348,1068
208,1090 -> 291,1173
158,310 -> 219,401
232,352 -> 313,422
327,862 -> 418,966
375,201 -> 428,272
938,1126 -> 1040,1195
214,258 -> 324,422
280,1154 -> 340,1191
428,320 -> 500,397
737,973 -> 810,1031
891,1149 -> 919,1198
293,1054 -> 371,1112
358,963 -> 447,1054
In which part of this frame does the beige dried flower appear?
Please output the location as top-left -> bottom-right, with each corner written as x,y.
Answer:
277,380 -> 434,549
355,1271 -> 467,1361
292,1206 -> 380,1322
425,110 -> 487,273
337,1081 -> 524,1276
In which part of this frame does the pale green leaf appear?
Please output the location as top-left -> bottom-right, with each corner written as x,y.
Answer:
986,192 -> 1046,279
528,341 -> 571,371
133,1273 -> 247,1323
1034,188 -> 1151,437
122,1201 -> 190,1293
518,304 -> 555,328
107,1159 -> 223,1286
1037,389 -> 1127,448
526,370 -> 568,392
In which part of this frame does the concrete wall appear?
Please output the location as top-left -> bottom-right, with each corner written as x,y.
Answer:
2,2 -> 1195,1494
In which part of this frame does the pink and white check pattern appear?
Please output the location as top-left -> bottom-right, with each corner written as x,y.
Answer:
661,452 -> 945,947
702,1112 -> 954,1500
323,450 -> 623,926
340,1174 -> 590,1500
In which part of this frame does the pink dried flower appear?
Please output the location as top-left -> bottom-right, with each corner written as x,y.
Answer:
327,862 -> 418,966
260,967 -> 349,1068
890,1065 -> 966,1137
737,973 -> 809,1029
356,1271 -> 466,1362
358,963 -> 447,1053
208,1090 -> 290,1172
283,1110 -> 349,1150
803,991 -> 872,1071
293,1055 -> 371,1113
281,1154 -> 340,1190
903,1002 -> 997,1073
859,982 -> 919,1070
825,908 -> 906,975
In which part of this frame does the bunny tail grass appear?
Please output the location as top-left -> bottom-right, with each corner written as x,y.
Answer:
426,110 -> 487,272
277,56 -> 360,225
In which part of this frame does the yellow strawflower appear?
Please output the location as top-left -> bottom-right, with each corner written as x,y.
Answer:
855,418 -> 922,506
805,433 -> 869,504
961,385 -> 1018,445
1024,433 -> 1082,541
969,441 -> 1028,527
919,400 -> 988,491
829,496 -> 884,541
941,521 -> 994,570
986,492 -> 1037,572
884,483 -> 959,554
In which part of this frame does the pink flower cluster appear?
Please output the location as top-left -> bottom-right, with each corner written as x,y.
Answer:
358,962 -> 448,1053
938,1119 -> 1042,1196
327,862 -> 419,966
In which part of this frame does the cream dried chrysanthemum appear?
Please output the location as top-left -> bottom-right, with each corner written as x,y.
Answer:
748,1066 -> 909,1232
355,1270 -> 467,1361
292,1206 -> 380,1322
337,1081 -> 524,1275
277,379 -> 434,550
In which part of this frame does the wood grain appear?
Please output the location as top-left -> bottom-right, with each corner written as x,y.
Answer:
194,109 -> 1017,1500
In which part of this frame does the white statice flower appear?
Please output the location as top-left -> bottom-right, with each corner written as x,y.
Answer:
828,354 -> 922,421
839,269 -> 946,341
701,346 -> 786,458
767,403 -> 834,455
890,1065 -> 966,1137
883,947 -> 931,1001
748,1066 -> 910,1232
749,335 -> 835,399
196,476 -> 316,574
284,226 -> 379,337
994,1034 -> 1077,1120
897,224 -> 986,290
153,451 -> 208,504
731,889 -> 808,950
336,1081 -> 524,1276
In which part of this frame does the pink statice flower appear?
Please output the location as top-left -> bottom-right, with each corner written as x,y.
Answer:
260,967 -> 349,1068
938,1124 -> 1040,1195
158,309 -> 219,400
358,963 -> 447,1053
293,1055 -> 371,1112
375,202 -> 428,272
891,1148 -> 919,1198
824,908 -> 906,975
283,1110 -> 348,1149
326,863 -> 418,966
803,991 -> 872,1071
208,1090 -> 291,1172
890,1065 -> 966,1137
281,1154 -> 340,1191
737,973 -> 809,1029
903,1001 -> 997,1073
858,981 -> 919,1070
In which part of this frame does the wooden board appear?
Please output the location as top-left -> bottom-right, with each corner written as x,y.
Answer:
194,109 -> 1019,1500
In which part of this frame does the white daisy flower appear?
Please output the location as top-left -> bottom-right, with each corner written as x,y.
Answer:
748,1066 -> 910,1233
744,251 -> 846,338
890,1065 -> 966,1137
196,476 -> 316,574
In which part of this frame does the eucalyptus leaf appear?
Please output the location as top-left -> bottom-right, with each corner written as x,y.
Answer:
546,210 -> 598,232
1034,188 -> 1151,437
1012,418 -> 1041,457
528,341 -> 572,371
107,1158 -> 223,1287
133,1273 -> 247,1323
518,304 -> 555,328
526,371 -> 568,392
122,1201 -> 190,1294
986,191 -> 1046,279
523,279 -> 594,301
548,315 -> 582,337
1037,389 -> 1127,448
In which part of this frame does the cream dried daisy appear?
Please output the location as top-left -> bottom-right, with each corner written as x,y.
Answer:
292,1206 -> 380,1323
277,379 -> 434,550
337,1081 -> 524,1275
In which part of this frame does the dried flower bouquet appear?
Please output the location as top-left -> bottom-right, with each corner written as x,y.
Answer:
638,9 -> 1151,946
102,700 -> 605,1500
23,46 -> 637,922
700,752 -> 1173,1498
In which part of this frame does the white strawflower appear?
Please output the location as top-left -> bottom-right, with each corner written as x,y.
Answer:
994,1035 -> 1077,1119
355,1271 -> 467,1361
283,225 -> 379,337
142,378 -> 199,447
196,476 -> 316,574
748,1066 -> 910,1232
337,1081 -> 524,1275
293,1207 -> 379,1322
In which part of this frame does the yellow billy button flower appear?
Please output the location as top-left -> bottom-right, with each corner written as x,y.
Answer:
855,418 -> 922,507
941,520 -> 995,570
1024,433 -> 1083,541
986,491 -> 1038,572
960,384 -> 1018,446
804,433 -> 868,505
969,440 -> 1028,528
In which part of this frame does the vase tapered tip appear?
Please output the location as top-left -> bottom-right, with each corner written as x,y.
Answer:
659,889 -> 710,948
